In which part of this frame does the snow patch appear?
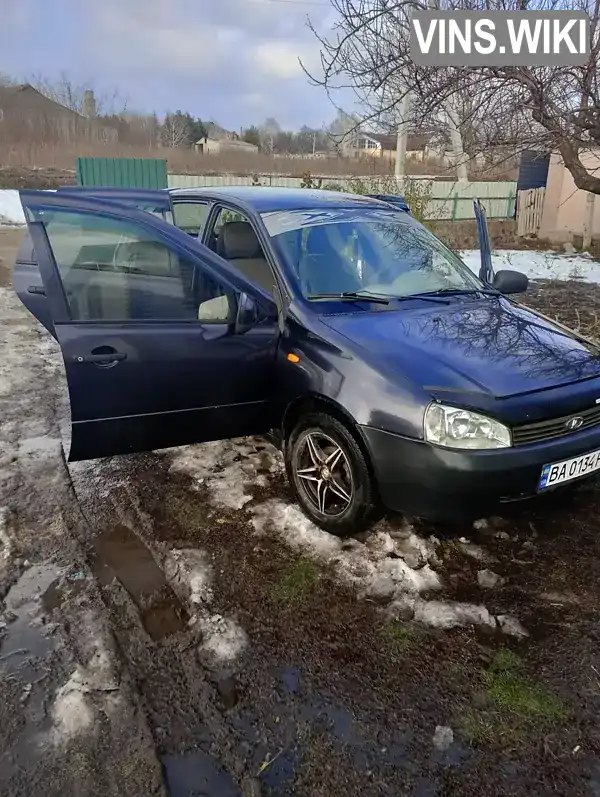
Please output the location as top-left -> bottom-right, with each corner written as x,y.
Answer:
432,725 -> 454,751
164,546 -> 247,664
253,500 -> 442,597
168,441 -> 255,510
461,248 -> 600,284
412,598 -> 496,631
168,437 -> 527,636
164,548 -> 214,606
48,613 -> 122,744
50,674 -> 95,743
196,614 -> 248,664
497,614 -> 529,638
0,190 -> 26,226
0,506 -> 14,567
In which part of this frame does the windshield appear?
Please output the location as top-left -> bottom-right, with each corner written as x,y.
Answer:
261,208 -> 483,299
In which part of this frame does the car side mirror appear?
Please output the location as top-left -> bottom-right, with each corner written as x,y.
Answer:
235,292 -> 261,334
492,269 -> 528,295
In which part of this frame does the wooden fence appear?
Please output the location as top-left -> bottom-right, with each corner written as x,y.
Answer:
516,187 -> 545,236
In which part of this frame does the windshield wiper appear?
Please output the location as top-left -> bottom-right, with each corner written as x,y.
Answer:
307,291 -> 391,305
307,291 -> 453,306
414,288 -> 500,297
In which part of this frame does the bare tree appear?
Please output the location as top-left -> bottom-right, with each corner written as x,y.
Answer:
29,71 -> 127,116
160,112 -> 192,148
308,0 -> 600,190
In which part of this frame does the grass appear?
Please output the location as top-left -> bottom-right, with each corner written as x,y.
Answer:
164,492 -> 210,528
271,559 -> 321,606
378,620 -> 420,655
459,650 -> 569,746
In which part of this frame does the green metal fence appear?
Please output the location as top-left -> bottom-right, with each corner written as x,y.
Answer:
76,157 -> 168,189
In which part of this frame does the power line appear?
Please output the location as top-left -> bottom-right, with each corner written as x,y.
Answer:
223,0 -> 331,6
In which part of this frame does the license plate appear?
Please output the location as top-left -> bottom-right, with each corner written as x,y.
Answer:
539,448 -> 600,489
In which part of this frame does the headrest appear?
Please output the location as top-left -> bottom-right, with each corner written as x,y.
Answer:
219,221 -> 262,259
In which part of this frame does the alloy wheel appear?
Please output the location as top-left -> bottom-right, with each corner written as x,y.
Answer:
294,430 -> 354,516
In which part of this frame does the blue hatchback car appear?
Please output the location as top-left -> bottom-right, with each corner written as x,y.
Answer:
13,186 -> 600,534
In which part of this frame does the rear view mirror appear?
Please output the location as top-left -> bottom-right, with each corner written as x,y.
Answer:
197,294 -> 232,323
493,269 -> 528,295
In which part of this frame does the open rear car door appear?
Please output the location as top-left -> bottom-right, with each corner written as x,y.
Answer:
15,190 -> 280,461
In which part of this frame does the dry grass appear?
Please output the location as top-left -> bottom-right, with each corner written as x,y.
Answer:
0,139 -> 518,181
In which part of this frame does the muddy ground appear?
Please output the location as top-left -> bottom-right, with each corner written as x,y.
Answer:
2,226 -> 600,797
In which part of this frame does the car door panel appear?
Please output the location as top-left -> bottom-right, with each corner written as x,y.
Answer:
17,191 -> 280,461
62,319 -> 279,460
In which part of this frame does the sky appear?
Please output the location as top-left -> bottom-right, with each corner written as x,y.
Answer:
0,0 -> 352,131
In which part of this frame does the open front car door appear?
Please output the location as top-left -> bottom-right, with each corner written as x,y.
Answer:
17,190 -> 280,461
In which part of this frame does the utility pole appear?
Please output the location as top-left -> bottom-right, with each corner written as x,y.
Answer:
447,97 -> 469,184
423,0 -> 468,184
394,91 -> 410,184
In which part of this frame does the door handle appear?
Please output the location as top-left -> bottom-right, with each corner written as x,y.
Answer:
75,351 -> 127,365
27,285 -> 46,296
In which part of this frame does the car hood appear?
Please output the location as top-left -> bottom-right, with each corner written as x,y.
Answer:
321,297 -> 600,400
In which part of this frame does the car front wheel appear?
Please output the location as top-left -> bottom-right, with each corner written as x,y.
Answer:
285,412 -> 379,536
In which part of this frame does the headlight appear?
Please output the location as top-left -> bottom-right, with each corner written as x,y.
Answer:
424,403 -> 511,450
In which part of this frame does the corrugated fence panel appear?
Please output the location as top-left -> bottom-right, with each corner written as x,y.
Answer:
167,174 -> 517,219
77,157 -> 168,188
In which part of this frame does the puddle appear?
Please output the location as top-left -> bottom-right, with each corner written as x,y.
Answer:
41,570 -> 88,613
304,697 -> 368,748
588,761 -> 600,796
413,778 -> 440,796
1,563 -> 61,678
91,525 -> 189,641
429,740 -> 471,769
161,751 -> 241,797
280,667 -> 300,694
260,751 -> 296,795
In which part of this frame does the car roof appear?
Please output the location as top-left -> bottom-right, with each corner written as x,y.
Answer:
168,185 -> 394,213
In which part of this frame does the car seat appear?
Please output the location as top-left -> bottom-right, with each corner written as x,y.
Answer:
217,221 -> 274,294
298,225 -> 361,296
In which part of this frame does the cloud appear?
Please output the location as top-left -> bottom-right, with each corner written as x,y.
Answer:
84,0 -> 336,127
254,41 -> 312,79
0,0 -> 349,130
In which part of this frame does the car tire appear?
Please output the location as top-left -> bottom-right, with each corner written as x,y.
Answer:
285,412 -> 379,536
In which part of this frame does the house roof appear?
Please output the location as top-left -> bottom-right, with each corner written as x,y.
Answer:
360,131 -> 431,151
196,136 -> 258,149
0,83 -> 121,137
0,83 -> 87,118
203,121 -> 234,140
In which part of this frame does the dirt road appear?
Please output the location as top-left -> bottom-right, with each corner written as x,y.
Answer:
2,226 -> 600,796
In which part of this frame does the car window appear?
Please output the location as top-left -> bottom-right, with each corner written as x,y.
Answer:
261,208 -> 483,299
208,207 -> 248,253
35,210 -> 233,323
139,204 -> 174,225
172,201 -> 209,236
207,206 -> 274,295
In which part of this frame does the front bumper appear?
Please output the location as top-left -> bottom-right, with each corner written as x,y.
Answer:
360,423 -> 600,521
